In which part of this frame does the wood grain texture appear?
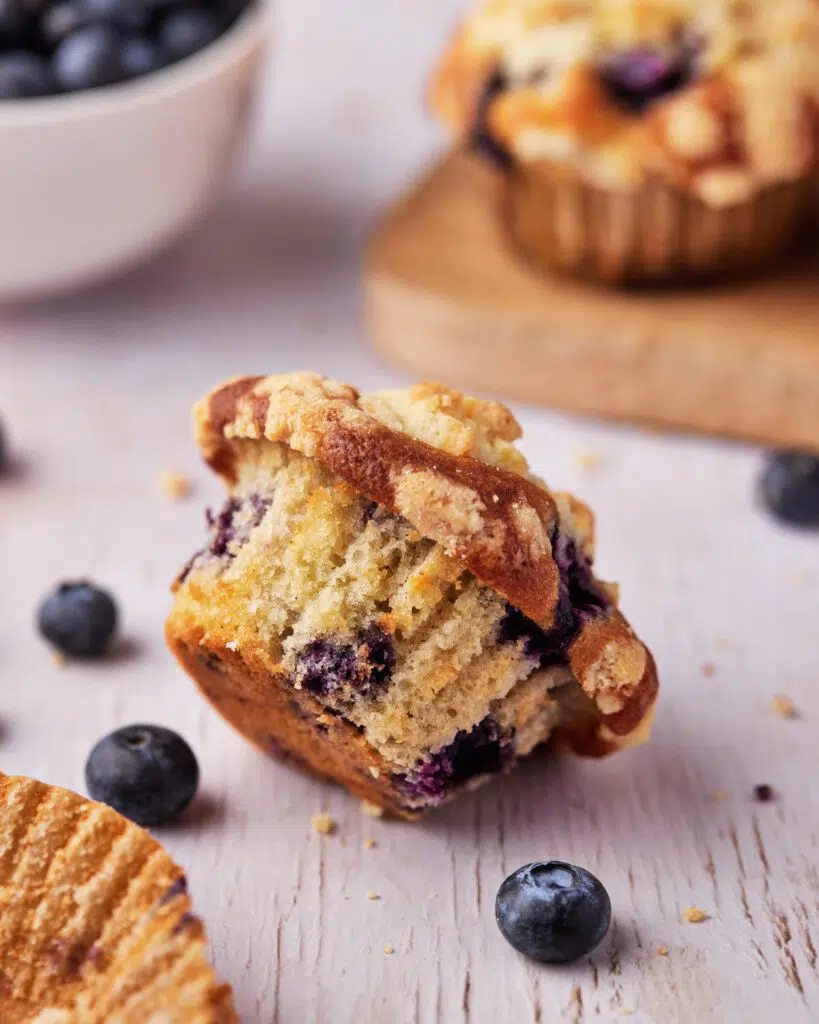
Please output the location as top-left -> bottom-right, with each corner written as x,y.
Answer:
367,151 -> 819,453
1,0 -> 819,1020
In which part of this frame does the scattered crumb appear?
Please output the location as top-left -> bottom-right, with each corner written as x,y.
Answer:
225,640 -> 239,652
368,767 -> 381,780
341,894 -> 350,901
754,784 -> 775,803
364,839 -> 377,850
791,568 -> 814,588
161,471 -> 192,501
51,651 -> 67,669
366,891 -> 380,901
701,663 -> 716,678
311,813 -> 337,836
575,450 -> 603,473
713,636 -> 732,650
657,946 -> 669,957
361,800 -> 384,818
772,694 -> 797,719
383,945 -> 394,955
712,790 -> 727,802
683,907 -> 708,924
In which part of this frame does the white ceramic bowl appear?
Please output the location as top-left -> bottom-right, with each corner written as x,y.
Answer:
0,6 -> 267,301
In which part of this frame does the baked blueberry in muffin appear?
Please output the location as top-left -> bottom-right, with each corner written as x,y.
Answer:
167,373 -> 658,818
431,0 -> 819,284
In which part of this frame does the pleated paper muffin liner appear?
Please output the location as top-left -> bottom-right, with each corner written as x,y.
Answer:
0,773 -> 236,1024
506,162 -> 814,286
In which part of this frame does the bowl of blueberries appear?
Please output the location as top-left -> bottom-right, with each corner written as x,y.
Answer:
0,0 -> 266,299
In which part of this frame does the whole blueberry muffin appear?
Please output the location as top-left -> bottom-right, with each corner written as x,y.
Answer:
0,772 -> 236,1023
431,0 -> 819,284
166,373 -> 658,818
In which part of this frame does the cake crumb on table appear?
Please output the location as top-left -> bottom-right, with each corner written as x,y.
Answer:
361,800 -> 384,818
366,891 -> 380,901
383,945 -> 394,955
657,946 -> 669,957
161,472 -> 193,501
772,694 -> 797,719
363,839 -> 377,849
575,450 -> 602,473
311,813 -> 337,836
683,907 -> 708,924
701,662 -> 716,678
712,790 -> 727,802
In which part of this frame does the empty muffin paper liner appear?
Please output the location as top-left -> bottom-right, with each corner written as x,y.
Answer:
0,773 -> 236,1024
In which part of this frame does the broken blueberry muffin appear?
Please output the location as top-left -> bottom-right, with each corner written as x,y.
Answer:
431,0 -> 819,283
167,373 -> 658,818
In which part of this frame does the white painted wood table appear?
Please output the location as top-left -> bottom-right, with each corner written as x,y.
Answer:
1,2 -> 818,1021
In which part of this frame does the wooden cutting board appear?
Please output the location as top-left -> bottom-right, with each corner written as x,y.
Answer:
366,150 -> 819,451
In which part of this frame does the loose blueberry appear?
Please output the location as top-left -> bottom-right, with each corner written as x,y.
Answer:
81,0 -> 147,33
85,724 -> 199,826
38,580 -> 118,657
53,25 -> 125,92
0,52 -> 51,97
41,2 -> 88,48
759,450 -> 819,529
120,35 -> 160,77
0,0 -> 29,47
159,7 -> 220,62
495,861 -> 611,964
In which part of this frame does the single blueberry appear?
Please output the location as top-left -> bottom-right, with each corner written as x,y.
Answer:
53,25 -> 125,92
85,724 -> 199,826
598,44 -> 697,114
471,70 -> 511,169
41,2 -> 89,48
759,450 -> 819,529
81,0 -> 148,33
120,34 -> 161,77
0,0 -> 29,47
0,52 -> 51,98
495,861 -> 611,963
38,580 -> 118,657
159,7 -> 220,62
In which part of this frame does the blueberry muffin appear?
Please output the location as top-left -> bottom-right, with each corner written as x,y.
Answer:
431,0 -> 819,284
0,772 -> 236,1024
167,373 -> 658,819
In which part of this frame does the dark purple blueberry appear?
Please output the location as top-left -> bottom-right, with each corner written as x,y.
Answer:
85,724 -> 199,826
496,862 -> 611,964
0,53 -> 50,98
598,42 -> 699,114
38,580 -> 118,658
0,0 -> 29,47
759,451 -> 819,529
81,0 -> 148,31
295,624 -> 395,699
41,2 -> 88,48
120,34 -> 161,77
53,25 -> 125,91
471,70 -> 511,169
499,532 -> 608,666
159,7 -> 220,62
398,718 -> 511,804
